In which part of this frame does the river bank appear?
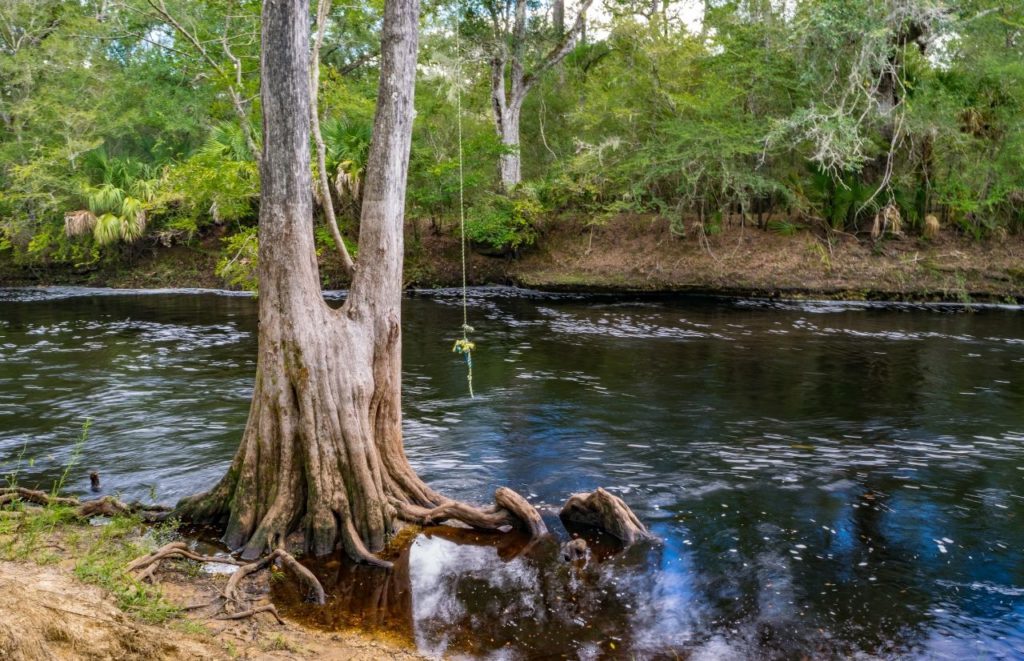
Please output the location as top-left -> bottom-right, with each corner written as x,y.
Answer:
2,214 -> 1023,302
0,513 -> 424,661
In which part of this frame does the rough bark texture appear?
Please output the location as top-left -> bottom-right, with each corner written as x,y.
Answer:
176,0 -> 547,566
559,488 -> 654,546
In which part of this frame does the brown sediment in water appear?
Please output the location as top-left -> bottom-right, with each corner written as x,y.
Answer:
272,523 -> 650,659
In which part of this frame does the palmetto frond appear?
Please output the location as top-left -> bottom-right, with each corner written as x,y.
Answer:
334,162 -> 363,204
119,196 -> 148,242
321,117 -> 372,175
129,178 -> 158,203
86,183 -> 124,215
93,213 -> 122,245
199,123 -> 255,162
64,210 -> 98,237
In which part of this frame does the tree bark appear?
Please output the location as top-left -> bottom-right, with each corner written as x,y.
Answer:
559,488 -> 654,546
176,0 -> 546,566
497,99 -> 523,190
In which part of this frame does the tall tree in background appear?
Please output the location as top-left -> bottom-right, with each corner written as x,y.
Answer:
176,0 -> 545,563
483,0 -> 595,190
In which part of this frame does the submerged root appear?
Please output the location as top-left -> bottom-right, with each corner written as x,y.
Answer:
275,549 -> 327,604
559,487 -> 655,546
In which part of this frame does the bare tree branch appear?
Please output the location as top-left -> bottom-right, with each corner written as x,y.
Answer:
311,0 -> 355,275
145,0 -> 261,166
521,0 -> 595,95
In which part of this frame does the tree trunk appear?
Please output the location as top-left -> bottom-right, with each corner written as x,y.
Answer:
177,0 -> 545,565
486,0 -> 594,193
497,99 -> 523,191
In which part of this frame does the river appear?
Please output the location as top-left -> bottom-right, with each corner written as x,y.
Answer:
1,287 -> 1022,659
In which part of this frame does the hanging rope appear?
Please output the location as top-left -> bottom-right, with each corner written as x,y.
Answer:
451,13 -> 475,398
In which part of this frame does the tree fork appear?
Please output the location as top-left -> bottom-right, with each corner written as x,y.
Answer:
172,0 -> 549,567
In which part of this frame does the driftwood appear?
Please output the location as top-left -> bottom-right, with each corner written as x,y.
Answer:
0,488 -> 168,522
559,488 -> 654,546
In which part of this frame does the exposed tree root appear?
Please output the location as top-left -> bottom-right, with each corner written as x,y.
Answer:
216,604 -> 285,624
0,488 -> 170,522
559,488 -> 655,546
126,542 -> 327,625
0,487 -> 78,508
393,487 -> 549,539
127,541 -> 248,584
275,548 -> 327,605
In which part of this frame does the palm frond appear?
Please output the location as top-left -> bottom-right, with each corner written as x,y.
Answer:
64,210 -> 98,237
93,213 -> 122,245
86,183 -> 124,215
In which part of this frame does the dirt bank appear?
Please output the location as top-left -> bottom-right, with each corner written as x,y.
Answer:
0,523 -> 424,661
507,215 -> 1024,301
3,214 -> 1023,302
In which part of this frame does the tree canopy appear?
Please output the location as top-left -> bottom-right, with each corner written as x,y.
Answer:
1,0 -> 1022,271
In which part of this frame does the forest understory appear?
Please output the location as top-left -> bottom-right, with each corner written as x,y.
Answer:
3,214 -> 1022,304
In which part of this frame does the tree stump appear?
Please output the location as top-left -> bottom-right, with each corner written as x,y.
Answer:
559,488 -> 654,546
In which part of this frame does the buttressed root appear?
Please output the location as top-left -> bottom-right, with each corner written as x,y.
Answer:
559,487 -> 655,546
394,487 -> 549,539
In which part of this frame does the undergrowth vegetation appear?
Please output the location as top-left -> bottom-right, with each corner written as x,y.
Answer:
1,0 -> 1022,283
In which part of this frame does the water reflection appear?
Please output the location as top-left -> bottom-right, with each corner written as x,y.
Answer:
276,527 -> 696,659
1,287 -> 1023,658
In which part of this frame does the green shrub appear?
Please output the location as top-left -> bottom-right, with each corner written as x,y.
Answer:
465,190 -> 543,253
216,227 -> 259,292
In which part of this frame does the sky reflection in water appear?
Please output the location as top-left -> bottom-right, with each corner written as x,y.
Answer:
1,287 -> 1022,659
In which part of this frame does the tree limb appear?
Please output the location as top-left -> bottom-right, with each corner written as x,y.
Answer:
311,0 -> 355,276
521,0 -> 595,95
146,0 -> 261,166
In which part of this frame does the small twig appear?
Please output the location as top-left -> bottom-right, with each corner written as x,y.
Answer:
216,604 -> 285,625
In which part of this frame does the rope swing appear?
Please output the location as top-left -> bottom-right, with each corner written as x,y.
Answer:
450,14 -> 475,398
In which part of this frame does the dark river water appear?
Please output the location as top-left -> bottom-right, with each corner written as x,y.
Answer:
1,287 -> 1023,659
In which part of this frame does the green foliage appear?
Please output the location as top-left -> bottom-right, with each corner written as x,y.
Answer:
216,227 -> 259,292
2,0 -> 1024,275
768,219 -> 801,237
73,515 -> 181,624
158,124 -> 260,238
466,189 -> 543,252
